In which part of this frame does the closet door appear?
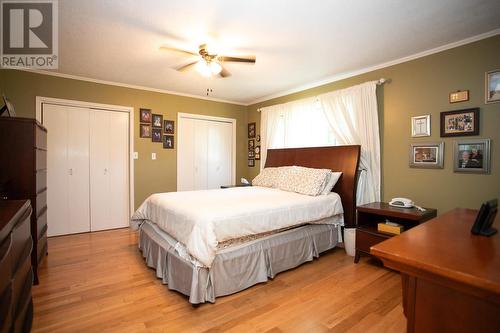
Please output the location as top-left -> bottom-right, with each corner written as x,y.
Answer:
177,115 -> 234,191
207,121 -> 233,189
90,110 -> 129,231
177,117 -> 195,191
44,104 -> 90,236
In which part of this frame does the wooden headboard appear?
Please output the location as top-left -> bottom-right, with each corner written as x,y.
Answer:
265,145 -> 361,227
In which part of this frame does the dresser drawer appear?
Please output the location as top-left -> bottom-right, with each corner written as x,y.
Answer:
35,190 -> 47,218
356,227 -> 390,254
0,235 -> 13,294
35,127 -> 47,150
12,269 -> 32,333
36,211 -> 48,240
11,252 -> 30,315
37,233 -> 47,264
36,149 -> 47,171
10,215 -> 31,274
0,287 -> 12,333
36,169 -> 47,194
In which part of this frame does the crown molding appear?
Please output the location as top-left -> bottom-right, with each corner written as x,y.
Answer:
11,28 -> 500,107
247,28 -> 500,106
13,68 -> 247,106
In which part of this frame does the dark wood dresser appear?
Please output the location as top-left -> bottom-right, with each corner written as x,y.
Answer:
0,117 -> 48,285
0,200 -> 34,333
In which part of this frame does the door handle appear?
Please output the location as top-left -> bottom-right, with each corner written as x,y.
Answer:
69,168 -> 73,175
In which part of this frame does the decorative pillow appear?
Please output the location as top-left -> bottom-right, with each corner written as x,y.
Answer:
278,166 -> 332,196
320,171 -> 342,195
252,167 -> 283,187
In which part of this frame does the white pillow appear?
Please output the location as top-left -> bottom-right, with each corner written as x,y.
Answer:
320,172 -> 342,195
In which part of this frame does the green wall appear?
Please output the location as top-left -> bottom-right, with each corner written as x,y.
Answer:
0,70 -> 248,208
247,35 -> 500,214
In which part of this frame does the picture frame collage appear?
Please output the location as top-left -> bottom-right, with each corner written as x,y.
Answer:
248,122 -> 260,167
409,70 -> 495,174
139,108 -> 175,149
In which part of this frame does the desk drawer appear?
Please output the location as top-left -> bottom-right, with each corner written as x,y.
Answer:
356,228 -> 390,254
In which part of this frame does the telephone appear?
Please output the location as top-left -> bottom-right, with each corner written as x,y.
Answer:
389,198 -> 414,208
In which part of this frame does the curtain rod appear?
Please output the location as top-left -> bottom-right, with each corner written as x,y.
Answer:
256,78 -> 388,112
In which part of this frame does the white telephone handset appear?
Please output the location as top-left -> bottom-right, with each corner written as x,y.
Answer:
389,198 -> 427,211
389,197 -> 414,208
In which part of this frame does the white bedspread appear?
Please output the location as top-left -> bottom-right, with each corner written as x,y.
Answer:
131,186 -> 343,267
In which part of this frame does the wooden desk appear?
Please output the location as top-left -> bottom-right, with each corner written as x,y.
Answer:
371,208 -> 500,333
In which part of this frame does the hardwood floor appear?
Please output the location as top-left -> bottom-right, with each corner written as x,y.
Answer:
32,228 -> 406,333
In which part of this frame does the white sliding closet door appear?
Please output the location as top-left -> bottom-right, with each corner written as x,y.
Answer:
207,121 -> 232,189
44,102 -> 130,236
44,104 -> 90,236
90,110 -> 129,231
178,114 -> 234,191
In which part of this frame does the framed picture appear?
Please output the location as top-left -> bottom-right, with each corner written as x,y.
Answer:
164,120 -> 175,134
409,142 -> 444,169
485,69 -> 500,104
248,122 -> 256,138
248,159 -> 255,167
411,115 -> 431,137
152,114 -> 163,128
163,135 -> 174,149
256,134 -> 261,142
248,139 -> 255,149
152,128 -> 162,142
140,124 -> 151,138
255,146 -> 261,160
140,108 -> 151,123
440,108 -> 479,137
248,150 -> 255,158
454,139 -> 490,174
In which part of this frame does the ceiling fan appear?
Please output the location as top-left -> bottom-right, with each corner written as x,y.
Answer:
160,43 -> 256,78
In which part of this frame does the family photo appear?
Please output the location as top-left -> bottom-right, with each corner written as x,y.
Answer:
454,139 -> 490,173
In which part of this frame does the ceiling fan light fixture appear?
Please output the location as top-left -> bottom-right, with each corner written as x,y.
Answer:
195,59 -> 222,77
195,60 -> 212,77
209,61 -> 222,75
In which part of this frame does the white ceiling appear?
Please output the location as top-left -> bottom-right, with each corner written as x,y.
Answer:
53,0 -> 500,105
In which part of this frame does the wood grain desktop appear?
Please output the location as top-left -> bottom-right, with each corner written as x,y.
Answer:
371,208 -> 500,333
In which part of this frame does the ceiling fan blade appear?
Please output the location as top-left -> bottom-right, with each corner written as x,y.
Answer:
219,65 -> 231,78
176,61 -> 198,72
160,46 -> 198,57
218,55 -> 256,63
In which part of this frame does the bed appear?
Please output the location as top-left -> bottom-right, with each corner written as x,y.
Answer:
132,145 -> 361,304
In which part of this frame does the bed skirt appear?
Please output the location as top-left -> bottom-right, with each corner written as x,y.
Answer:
138,221 -> 339,304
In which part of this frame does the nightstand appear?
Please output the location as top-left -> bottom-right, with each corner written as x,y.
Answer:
220,184 -> 252,189
354,202 -> 437,263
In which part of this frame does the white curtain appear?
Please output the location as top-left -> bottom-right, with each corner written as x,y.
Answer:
318,81 -> 380,204
260,97 -> 335,170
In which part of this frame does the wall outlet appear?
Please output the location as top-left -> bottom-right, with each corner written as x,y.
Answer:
152,153 -> 156,160
133,152 -> 138,159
